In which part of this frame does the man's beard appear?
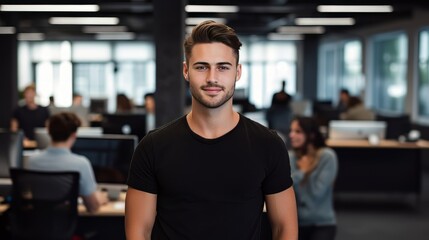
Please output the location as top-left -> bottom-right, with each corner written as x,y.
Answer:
189,81 -> 236,109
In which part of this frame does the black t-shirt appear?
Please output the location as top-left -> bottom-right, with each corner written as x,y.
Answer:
13,105 -> 50,140
128,114 -> 293,240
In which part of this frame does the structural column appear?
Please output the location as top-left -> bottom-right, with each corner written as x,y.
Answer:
0,34 -> 18,129
153,0 -> 187,127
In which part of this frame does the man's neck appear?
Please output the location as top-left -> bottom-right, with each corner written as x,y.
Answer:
187,104 -> 239,139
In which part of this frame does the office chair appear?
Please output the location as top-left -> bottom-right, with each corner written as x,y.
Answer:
8,169 -> 80,240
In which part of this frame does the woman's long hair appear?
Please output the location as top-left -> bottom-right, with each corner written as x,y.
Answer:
292,116 -> 326,158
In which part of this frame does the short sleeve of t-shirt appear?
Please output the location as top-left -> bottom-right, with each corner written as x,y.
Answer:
261,132 -> 293,195
127,133 -> 157,194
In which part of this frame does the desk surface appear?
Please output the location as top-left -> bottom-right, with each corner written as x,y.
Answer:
79,201 -> 125,216
327,139 -> 429,149
0,201 -> 125,217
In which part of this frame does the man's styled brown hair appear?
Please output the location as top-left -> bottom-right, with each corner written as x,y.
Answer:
183,20 -> 242,65
48,112 -> 81,142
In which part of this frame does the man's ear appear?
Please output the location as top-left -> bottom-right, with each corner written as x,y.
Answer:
183,61 -> 189,81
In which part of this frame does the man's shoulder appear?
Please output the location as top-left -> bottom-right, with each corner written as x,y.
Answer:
240,114 -> 283,142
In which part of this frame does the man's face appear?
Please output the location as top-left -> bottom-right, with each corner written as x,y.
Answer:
24,88 -> 36,105
183,42 -> 241,109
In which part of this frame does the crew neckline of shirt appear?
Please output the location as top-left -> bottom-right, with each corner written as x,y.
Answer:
183,113 -> 243,144
46,147 -> 72,154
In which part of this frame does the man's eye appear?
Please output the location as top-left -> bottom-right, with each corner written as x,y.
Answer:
218,66 -> 230,71
195,66 -> 207,70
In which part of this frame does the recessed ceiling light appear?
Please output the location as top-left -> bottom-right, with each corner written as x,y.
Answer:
295,18 -> 355,26
185,5 -> 239,13
83,26 -> 128,33
18,33 -> 45,41
267,33 -> 303,41
95,32 -> 135,40
277,26 -> 325,34
185,18 -> 227,25
317,5 -> 393,13
0,4 -> 99,12
0,26 -> 15,34
49,17 -> 119,25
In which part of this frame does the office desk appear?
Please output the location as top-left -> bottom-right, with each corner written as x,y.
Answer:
78,201 -> 125,216
0,201 -> 126,240
327,139 -> 429,196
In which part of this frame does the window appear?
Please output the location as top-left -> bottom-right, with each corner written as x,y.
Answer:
318,40 -> 363,103
244,40 -> 297,108
370,32 -> 408,113
18,41 -> 156,112
418,29 -> 429,120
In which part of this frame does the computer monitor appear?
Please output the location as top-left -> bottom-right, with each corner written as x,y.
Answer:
71,134 -> 137,198
328,120 -> 387,140
0,130 -> 24,190
89,98 -> 108,114
102,113 -> 147,141
34,127 -> 103,149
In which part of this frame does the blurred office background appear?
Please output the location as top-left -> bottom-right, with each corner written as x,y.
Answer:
1,0 -> 429,239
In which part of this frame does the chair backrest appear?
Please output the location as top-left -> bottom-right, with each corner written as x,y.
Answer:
9,169 -> 80,240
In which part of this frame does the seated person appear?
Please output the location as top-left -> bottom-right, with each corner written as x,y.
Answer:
288,116 -> 338,240
340,96 -> 375,121
69,93 -> 90,127
11,85 -> 50,144
26,112 -> 108,213
336,88 -> 350,113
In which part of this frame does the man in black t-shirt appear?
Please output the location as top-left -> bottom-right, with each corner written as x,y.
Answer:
125,21 -> 298,240
11,85 -> 50,142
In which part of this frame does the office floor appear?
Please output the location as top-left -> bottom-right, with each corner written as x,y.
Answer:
335,169 -> 429,240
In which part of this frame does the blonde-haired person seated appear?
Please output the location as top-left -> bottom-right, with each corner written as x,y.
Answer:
26,112 -> 108,213
340,96 -> 375,121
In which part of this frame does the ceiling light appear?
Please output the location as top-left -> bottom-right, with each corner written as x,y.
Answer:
185,5 -> 239,13
83,26 -> 128,33
317,5 -> 393,13
267,33 -> 303,41
0,4 -> 99,12
186,18 -> 227,25
95,32 -> 135,40
277,26 -> 325,34
17,33 -> 45,41
295,18 -> 355,26
0,26 -> 15,34
49,17 -> 119,25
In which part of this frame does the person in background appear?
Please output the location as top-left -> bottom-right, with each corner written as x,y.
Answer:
26,112 -> 108,213
11,84 -> 50,144
116,93 -> 134,113
337,88 -> 350,113
125,20 -> 298,240
144,92 -> 156,132
70,93 -> 90,127
340,96 -> 375,121
271,80 -> 292,107
144,92 -> 155,114
266,80 -> 293,137
289,116 -> 338,240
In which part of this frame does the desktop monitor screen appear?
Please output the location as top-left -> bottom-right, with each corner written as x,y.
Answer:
102,113 -> 146,141
71,134 -> 137,185
328,120 -> 387,140
90,98 -> 108,114
0,130 -> 24,178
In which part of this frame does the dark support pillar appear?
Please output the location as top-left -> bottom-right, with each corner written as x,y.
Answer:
153,0 -> 186,127
0,35 -> 18,129
302,35 -> 319,101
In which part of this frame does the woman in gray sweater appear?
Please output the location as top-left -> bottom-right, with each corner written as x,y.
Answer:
289,116 -> 338,240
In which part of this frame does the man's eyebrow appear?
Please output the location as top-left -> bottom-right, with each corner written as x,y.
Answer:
192,62 -> 233,66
